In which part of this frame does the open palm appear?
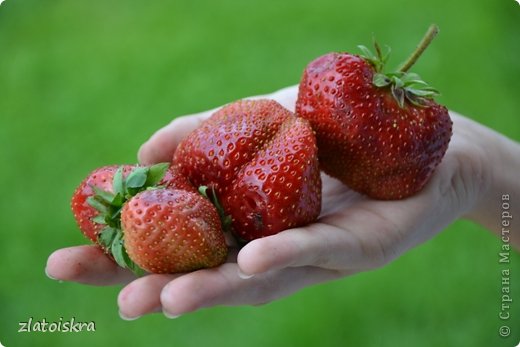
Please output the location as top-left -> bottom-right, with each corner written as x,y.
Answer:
46,86 -> 488,319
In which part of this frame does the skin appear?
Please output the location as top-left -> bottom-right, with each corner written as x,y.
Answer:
46,85 -> 519,320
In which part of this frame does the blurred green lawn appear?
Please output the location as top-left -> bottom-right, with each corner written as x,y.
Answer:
1,0 -> 519,346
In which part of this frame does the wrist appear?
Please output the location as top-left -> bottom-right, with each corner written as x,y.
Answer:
457,117 -> 496,220
439,113 -> 493,220
460,115 -> 520,247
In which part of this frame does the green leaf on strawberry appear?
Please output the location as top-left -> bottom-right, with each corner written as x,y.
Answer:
198,185 -> 233,233
104,229 -> 145,276
112,167 -> 125,197
91,215 -> 107,225
146,162 -> 170,186
98,226 -> 117,249
80,163 -> 171,275
358,25 -> 441,109
125,167 -> 149,189
358,40 -> 390,73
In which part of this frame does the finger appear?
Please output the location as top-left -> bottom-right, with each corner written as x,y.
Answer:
118,274 -> 179,320
137,85 -> 299,165
137,112 -> 212,165
46,245 -> 135,286
264,85 -> 298,112
237,172 -> 459,276
160,263 -> 346,317
237,223 -> 366,276
117,248 -> 239,319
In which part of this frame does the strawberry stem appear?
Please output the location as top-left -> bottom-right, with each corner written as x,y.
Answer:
398,24 -> 439,73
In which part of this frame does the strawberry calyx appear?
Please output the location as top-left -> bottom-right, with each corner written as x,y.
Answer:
198,186 -> 232,233
87,162 -> 170,276
358,24 -> 440,108
372,71 -> 439,108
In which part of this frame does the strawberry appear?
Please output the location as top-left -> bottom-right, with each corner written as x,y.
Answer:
71,165 -> 135,243
71,163 -> 197,273
121,189 -> 227,273
296,25 -> 452,200
173,99 -> 321,241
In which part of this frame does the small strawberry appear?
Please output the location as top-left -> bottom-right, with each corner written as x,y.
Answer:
71,165 -> 135,243
296,25 -> 452,199
121,189 -> 227,273
173,99 -> 321,241
71,163 -> 194,273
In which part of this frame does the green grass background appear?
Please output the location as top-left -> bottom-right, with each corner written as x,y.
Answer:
1,0 -> 519,346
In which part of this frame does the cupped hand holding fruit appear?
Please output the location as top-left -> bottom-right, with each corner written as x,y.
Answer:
46,82 -> 502,318
68,98 -> 321,277
47,25 -> 519,319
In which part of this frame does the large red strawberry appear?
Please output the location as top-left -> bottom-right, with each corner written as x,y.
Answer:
71,163 -> 196,273
121,189 -> 227,273
173,99 -> 321,241
296,25 -> 452,200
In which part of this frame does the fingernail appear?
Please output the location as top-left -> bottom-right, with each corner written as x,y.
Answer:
238,269 -> 254,279
137,142 -> 155,165
45,268 -> 56,280
119,311 -> 141,321
137,144 -> 147,164
162,309 -> 181,319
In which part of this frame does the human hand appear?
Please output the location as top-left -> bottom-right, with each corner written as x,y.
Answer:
46,85 -> 500,319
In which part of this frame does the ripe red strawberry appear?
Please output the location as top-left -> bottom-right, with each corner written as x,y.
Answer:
173,99 -> 321,241
71,165 -> 135,243
121,189 -> 227,273
71,163 -> 196,273
296,25 -> 452,200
